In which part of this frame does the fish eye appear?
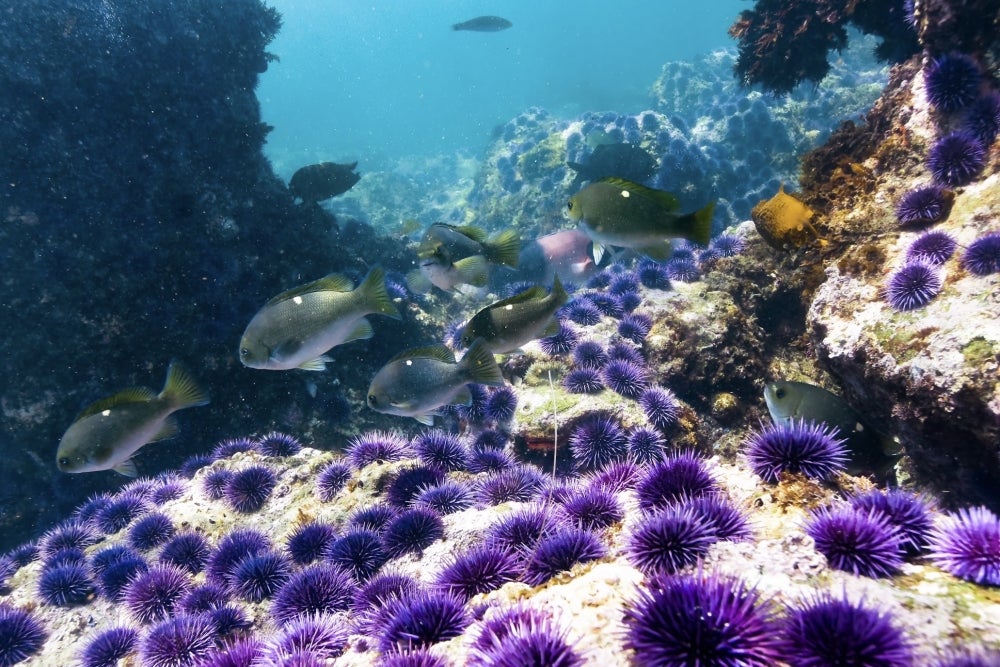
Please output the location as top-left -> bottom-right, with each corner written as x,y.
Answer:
58,456 -> 70,467
367,394 -> 377,406
240,348 -> 250,359
566,201 -> 574,211
775,388 -> 786,399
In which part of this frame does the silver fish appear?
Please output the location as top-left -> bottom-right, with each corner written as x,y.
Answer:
56,361 -> 209,477
367,339 -> 503,425
240,266 -> 401,371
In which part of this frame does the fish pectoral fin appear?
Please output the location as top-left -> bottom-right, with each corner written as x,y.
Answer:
113,459 -> 139,477
452,386 -> 473,406
343,318 -> 374,343
298,356 -> 332,372
152,416 -> 180,442
454,255 -> 489,287
542,318 -> 562,337
273,338 -> 304,359
592,243 -> 606,265
406,269 -> 432,294
414,414 -> 436,426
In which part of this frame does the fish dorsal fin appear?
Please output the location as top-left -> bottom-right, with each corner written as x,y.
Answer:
597,177 -> 681,212
267,273 -> 354,305
487,285 -> 549,311
389,345 -> 456,364
76,387 -> 157,420
434,222 -> 488,244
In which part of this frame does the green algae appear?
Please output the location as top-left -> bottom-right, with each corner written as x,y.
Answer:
961,336 -> 998,368
517,133 -> 566,181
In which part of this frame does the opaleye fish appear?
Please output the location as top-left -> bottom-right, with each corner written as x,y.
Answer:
461,275 -> 569,354
367,338 -> 504,425
56,361 -> 209,477
567,176 -> 714,263
407,223 -> 519,294
452,15 -> 512,32
764,379 -> 902,476
288,161 -> 361,204
240,265 -> 401,371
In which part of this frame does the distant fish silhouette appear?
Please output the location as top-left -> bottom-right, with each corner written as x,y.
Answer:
452,15 -> 512,32
288,161 -> 360,204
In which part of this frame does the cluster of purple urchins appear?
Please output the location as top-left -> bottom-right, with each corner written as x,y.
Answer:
622,572 -> 914,667
922,52 -> 998,187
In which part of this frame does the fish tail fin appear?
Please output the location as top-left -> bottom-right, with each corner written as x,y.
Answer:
461,338 -> 505,387
550,274 -> 569,306
484,229 -> 521,267
689,200 -> 715,246
358,265 -> 402,320
160,361 -> 210,410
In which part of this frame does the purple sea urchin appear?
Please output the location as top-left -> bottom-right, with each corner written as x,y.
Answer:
884,260 -> 943,311
486,505 -> 561,551
434,543 -> 521,600
470,605 -> 584,667
806,505 -> 904,578
223,465 -> 277,513
588,292 -> 624,318
744,419 -> 849,483
139,614 -> 217,667
0,606 -> 46,667
159,532 -> 211,575
378,590 -> 470,653
286,522 -> 338,566
710,234 -> 745,257
602,358 -> 648,399
413,430 -> 469,472
257,431 -> 302,457
347,430 -> 412,468
618,312 -> 652,344
640,386 -> 681,431
485,386 -> 519,424
96,494 -> 151,534
80,626 -> 139,667
572,341 -> 608,368
780,593 -> 911,666
413,480 -> 475,515
965,91 -> 1000,145
628,426 -> 667,464
683,494 -> 753,542
387,466 -> 447,507
895,185 -> 953,226
636,451 -> 716,512
230,551 -> 291,602
665,258 -> 700,282
315,461 -> 352,502
623,572 -> 782,667
564,298 -> 602,326
586,459 -> 641,494
269,613 -> 350,661
348,504 -> 399,534
211,437 -> 259,460
637,260 -> 672,290
179,583 -> 228,614
467,449 -> 517,474
206,529 -> 271,586
607,340 -> 644,365
849,489 -> 933,556
569,413 -> 628,470
326,529 -> 389,581
97,556 -> 149,601
962,232 -> 1000,275
476,465 -> 545,505
930,506 -> 1000,586
539,323 -> 579,355
561,488 -> 624,530
38,563 -> 95,606
906,231 -> 958,265
381,508 -> 445,558
381,649 -> 450,667
127,513 -> 175,551
563,368 -> 604,394
202,470 -> 233,501
626,507 -> 716,575
523,527 -> 605,586
123,564 -> 192,624
927,131 -> 987,186
924,52 -> 982,113
271,563 -> 355,623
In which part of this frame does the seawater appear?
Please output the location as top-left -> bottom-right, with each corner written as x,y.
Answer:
259,1 -> 745,176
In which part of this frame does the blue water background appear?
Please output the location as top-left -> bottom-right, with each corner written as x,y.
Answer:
259,1 -> 745,176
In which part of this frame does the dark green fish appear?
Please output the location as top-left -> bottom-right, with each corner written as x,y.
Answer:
567,177 -> 714,262
764,380 -> 902,476
367,339 -> 504,425
240,266 -> 401,371
56,362 -> 209,477
452,15 -> 512,32
289,161 -> 360,203
461,276 -> 569,353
